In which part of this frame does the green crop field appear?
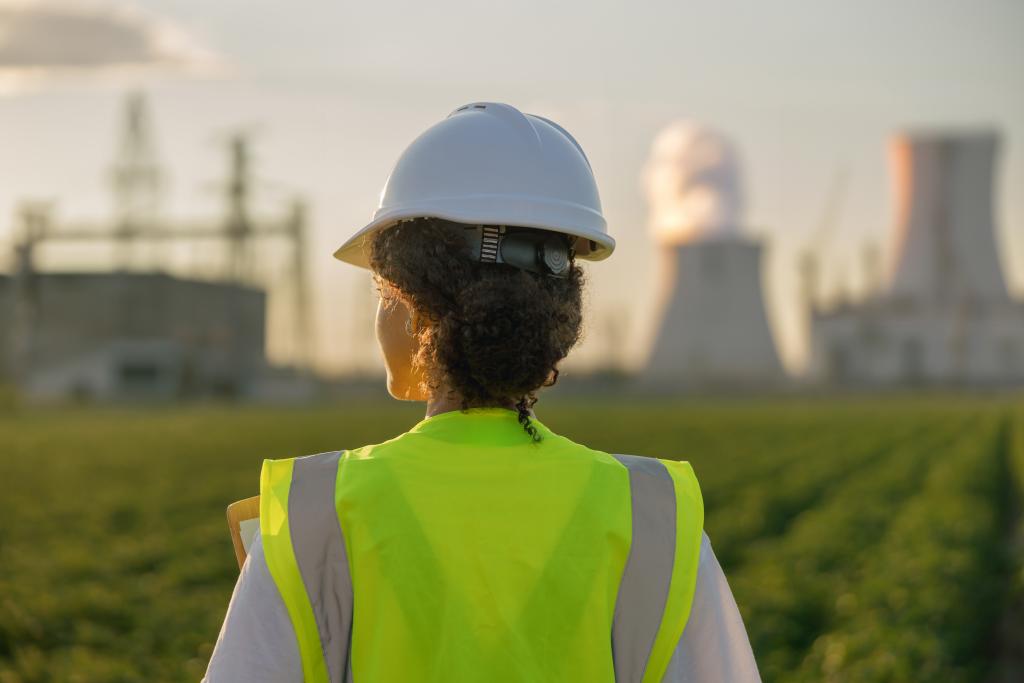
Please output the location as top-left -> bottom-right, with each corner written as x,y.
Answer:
1,397 -> 1022,682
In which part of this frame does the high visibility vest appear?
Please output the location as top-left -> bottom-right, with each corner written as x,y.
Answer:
259,407 -> 703,683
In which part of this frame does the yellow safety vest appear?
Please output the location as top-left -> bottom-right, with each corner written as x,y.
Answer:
260,407 -> 703,683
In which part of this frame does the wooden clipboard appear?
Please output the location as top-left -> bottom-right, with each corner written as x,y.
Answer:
227,495 -> 261,570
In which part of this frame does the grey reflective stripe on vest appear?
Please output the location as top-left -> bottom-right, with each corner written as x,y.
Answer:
610,454 -> 678,683
288,451 -> 355,683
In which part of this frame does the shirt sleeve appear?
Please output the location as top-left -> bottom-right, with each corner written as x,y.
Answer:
203,530 -> 304,683
662,531 -> 762,683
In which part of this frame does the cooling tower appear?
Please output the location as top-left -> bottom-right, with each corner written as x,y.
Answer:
644,236 -> 783,386
809,128 -> 1024,386
639,122 -> 783,388
886,131 -> 1008,303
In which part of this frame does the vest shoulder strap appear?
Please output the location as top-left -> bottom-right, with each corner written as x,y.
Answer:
260,451 -> 353,683
611,454 -> 704,683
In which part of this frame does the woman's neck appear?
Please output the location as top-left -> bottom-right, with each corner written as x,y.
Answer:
424,392 -> 519,418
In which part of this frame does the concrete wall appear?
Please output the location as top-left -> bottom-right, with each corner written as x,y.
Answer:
810,299 -> 1024,386
5,272 -> 266,399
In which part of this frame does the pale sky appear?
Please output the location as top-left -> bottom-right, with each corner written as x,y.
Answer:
1,0 -> 1022,376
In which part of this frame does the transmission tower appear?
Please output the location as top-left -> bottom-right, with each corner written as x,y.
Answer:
7,91 -> 315,381
110,91 -> 162,270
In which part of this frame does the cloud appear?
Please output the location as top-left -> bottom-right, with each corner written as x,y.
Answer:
0,0 -> 223,90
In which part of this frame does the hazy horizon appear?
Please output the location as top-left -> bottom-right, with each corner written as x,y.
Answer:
2,0 -> 1022,376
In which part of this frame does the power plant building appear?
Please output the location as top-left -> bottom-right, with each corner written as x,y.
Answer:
808,130 -> 1024,385
0,272 -> 265,400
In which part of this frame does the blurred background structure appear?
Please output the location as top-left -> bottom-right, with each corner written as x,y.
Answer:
808,131 -> 1024,387
0,93 -> 314,401
0,0 -> 1021,400
3,94 -> 1024,399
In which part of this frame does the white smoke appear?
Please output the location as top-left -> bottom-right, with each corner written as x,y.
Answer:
642,121 -> 744,246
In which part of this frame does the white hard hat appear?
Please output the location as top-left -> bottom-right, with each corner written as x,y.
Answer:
333,102 -> 615,269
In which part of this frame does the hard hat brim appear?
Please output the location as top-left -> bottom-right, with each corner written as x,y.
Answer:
334,196 -> 616,270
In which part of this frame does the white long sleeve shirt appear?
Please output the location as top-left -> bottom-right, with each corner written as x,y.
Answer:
204,529 -> 761,682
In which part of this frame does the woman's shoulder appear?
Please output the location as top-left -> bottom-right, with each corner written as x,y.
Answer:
259,433 -> 401,472
258,450 -> 346,509
261,449 -> 346,473
547,430 -> 697,476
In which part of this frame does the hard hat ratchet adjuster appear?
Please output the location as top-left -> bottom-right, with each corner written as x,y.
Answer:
463,225 -> 573,278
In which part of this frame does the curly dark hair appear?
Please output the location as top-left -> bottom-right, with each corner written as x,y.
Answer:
369,217 -> 586,442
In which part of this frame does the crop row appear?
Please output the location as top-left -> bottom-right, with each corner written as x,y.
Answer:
725,412 -> 992,680
788,415 -> 1009,682
706,416 -> 941,568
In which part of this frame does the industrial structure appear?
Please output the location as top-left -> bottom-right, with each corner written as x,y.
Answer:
807,130 -> 1024,386
0,271 -> 265,400
0,92 -> 313,400
638,122 -> 784,389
